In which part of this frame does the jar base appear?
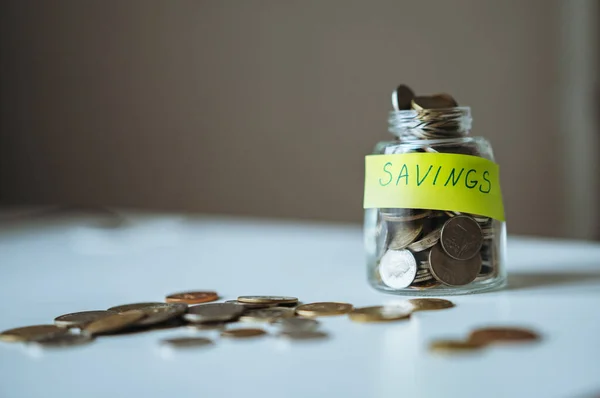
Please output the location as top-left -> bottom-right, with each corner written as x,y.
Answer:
368,275 -> 507,296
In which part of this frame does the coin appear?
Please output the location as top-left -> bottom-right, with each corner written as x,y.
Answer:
83,310 -> 145,335
224,300 -> 278,309
392,84 -> 415,111
429,339 -> 483,353
183,303 -> 244,323
165,291 -> 218,304
387,221 -> 423,250
429,244 -> 482,286
161,337 -> 214,348
440,215 -> 483,260
54,310 -> 116,328
134,303 -> 188,326
0,325 -> 67,343
237,296 -> 298,305
239,307 -> 296,323
221,328 -> 267,338
277,331 -> 328,340
295,302 -> 353,317
348,306 -> 411,323
381,209 -> 431,222
108,302 -> 165,313
408,298 -> 454,312
409,279 -> 441,290
271,317 -> 320,331
30,333 -> 94,348
411,94 -> 457,110
468,327 -> 540,345
407,228 -> 441,252
379,249 -> 417,289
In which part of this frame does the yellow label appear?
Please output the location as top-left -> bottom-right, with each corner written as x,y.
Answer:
364,153 -> 505,221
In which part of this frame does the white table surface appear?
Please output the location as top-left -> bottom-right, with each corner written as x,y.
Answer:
1,208 -> 600,398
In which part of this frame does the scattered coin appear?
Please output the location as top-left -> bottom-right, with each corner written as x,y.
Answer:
54,310 -> 116,328
295,302 -> 354,317
392,84 -> 415,111
429,244 -> 482,286
0,325 -> 67,343
277,331 -> 329,340
108,302 -> 165,313
133,303 -> 188,326
237,296 -> 298,305
379,249 -> 417,289
348,306 -> 412,323
183,303 -> 244,324
440,215 -> 483,260
83,310 -> 145,335
161,337 -> 214,348
224,300 -> 278,309
408,298 -> 455,312
468,327 -> 540,345
429,339 -> 484,353
239,307 -> 296,323
271,317 -> 320,331
30,332 -> 94,348
165,291 -> 218,304
221,328 -> 267,338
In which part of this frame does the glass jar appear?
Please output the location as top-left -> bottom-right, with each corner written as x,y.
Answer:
364,105 -> 506,295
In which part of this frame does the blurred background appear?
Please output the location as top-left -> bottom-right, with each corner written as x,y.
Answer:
0,0 -> 598,239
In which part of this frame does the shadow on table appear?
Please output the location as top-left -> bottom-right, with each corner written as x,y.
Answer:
507,271 -> 600,291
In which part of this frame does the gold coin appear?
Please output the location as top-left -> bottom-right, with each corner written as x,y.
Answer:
348,306 -> 411,323
408,298 -> 455,312
220,328 -> 267,338
429,339 -> 484,353
83,310 -> 145,335
468,327 -> 540,345
0,325 -> 66,343
237,296 -> 298,305
295,302 -> 353,317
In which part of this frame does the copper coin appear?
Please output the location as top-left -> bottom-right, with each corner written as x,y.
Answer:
391,84 -> 415,111
165,291 -> 218,304
429,244 -> 481,286
221,328 -> 267,338
440,216 -> 483,260
468,327 -> 540,345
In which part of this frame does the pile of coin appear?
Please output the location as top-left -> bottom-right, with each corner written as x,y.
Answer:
429,326 -> 540,354
0,292 -> 460,348
377,210 -> 495,290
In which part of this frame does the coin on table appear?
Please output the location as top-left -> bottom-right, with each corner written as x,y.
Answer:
224,300 -> 278,309
30,333 -> 94,348
239,307 -> 296,323
165,291 -> 218,304
468,327 -> 540,345
184,303 -> 244,323
221,328 -> 267,338
133,303 -> 188,326
407,228 -> 441,252
237,296 -> 298,305
295,302 -> 353,317
83,310 -> 145,335
429,339 -> 484,353
379,249 -> 417,289
0,325 -> 67,343
429,244 -> 482,286
388,222 -> 423,250
407,298 -> 455,312
440,215 -> 483,260
271,317 -> 320,331
161,337 -> 214,348
348,306 -> 412,323
277,331 -> 328,340
108,302 -> 165,313
391,84 -> 415,111
54,310 -> 117,328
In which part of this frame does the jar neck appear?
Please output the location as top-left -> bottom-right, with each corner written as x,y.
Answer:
388,106 -> 472,141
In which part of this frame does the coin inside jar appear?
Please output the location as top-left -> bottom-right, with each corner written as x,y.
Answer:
379,249 -> 417,289
387,221 -> 423,250
392,84 -> 415,111
429,244 -> 482,286
440,215 -> 483,260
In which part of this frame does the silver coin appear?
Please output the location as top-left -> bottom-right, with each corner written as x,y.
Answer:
375,218 -> 389,258
387,222 -> 422,250
440,215 -> 483,260
239,307 -> 296,323
379,249 -> 417,289
135,303 -> 187,326
183,303 -> 244,323
108,302 -> 166,313
30,333 -> 94,348
54,310 -> 116,328
407,228 -> 441,252
271,317 -> 320,331
237,296 -> 298,305
161,337 -> 214,348
224,300 -> 277,309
